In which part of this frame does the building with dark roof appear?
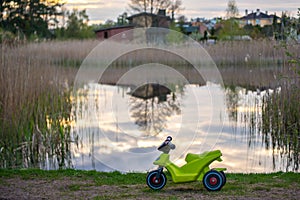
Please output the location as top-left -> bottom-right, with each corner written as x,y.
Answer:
94,9 -> 171,40
94,25 -> 134,40
239,9 -> 280,27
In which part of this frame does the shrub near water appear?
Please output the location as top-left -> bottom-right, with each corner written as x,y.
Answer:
0,40 -> 97,169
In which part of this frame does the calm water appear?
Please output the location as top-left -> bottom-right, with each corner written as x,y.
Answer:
70,82 -> 299,173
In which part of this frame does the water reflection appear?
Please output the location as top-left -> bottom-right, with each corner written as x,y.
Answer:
128,83 -> 180,136
71,82 -> 221,172
71,83 -> 299,173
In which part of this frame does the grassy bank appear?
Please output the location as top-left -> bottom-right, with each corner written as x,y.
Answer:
0,169 -> 299,199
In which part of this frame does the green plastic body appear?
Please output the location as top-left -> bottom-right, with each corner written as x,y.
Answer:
153,150 -> 226,183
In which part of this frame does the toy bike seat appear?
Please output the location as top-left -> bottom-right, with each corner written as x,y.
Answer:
185,150 -> 222,163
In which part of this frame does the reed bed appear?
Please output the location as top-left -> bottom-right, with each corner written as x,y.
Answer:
0,40 -> 98,168
105,39 -> 299,68
261,73 -> 300,171
205,40 -> 299,67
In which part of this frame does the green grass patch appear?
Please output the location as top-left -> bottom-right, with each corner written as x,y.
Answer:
1,169 -> 299,186
0,169 -> 299,195
0,168 -> 146,185
0,169 -> 299,199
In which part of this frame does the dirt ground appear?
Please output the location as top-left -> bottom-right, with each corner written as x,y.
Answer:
0,176 -> 299,200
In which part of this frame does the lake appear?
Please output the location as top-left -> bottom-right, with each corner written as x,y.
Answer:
70,79 -> 299,173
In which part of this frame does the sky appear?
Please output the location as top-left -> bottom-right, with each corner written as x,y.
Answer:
65,0 -> 299,24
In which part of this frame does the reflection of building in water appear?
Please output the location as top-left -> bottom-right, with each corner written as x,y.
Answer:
128,83 -> 181,136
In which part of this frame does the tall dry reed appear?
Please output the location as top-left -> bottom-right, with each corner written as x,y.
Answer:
205,40 -> 299,67
0,40 -> 98,168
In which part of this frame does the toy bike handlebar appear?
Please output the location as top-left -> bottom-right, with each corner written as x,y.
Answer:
158,136 -> 176,153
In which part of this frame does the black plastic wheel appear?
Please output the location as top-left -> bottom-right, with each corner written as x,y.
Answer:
203,170 -> 224,191
220,171 -> 226,186
146,170 -> 167,190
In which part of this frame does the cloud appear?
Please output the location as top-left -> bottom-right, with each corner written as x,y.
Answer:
66,0 -> 126,9
65,0 -> 299,24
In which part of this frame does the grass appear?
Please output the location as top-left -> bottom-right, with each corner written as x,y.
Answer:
0,168 -> 298,186
0,169 -> 145,185
0,169 -> 299,199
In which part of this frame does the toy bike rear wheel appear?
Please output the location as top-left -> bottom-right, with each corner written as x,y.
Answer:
220,171 -> 226,186
146,170 -> 167,190
203,170 -> 224,191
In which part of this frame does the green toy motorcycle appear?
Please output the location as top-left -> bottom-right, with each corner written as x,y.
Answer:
146,136 -> 227,191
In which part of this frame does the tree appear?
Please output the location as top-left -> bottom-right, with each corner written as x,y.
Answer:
217,19 -> 243,39
177,15 -> 187,32
0,0 -> 63,39
169,0 -> 183,21
128,0 -> 182,17
63,9 -> 94,39
128,0 -> 152,13
222,0 -> 240,39
117,12 -> 129,25
226,0 -> 239,19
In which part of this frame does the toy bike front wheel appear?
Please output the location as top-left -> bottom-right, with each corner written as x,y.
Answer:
203,170 -> 224,191
146,170 -> 167,190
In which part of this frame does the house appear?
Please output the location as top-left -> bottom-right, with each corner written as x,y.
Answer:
94,25 -> 134,40
126,9 -> 171,28
94,9 -> 171,40
239,9 -> 280,27
191,21 -> 208,36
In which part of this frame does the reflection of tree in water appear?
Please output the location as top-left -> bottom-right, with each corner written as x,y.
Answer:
225,86 -> 263,137
224,86 -> 239,123
129,83 -> 181,136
